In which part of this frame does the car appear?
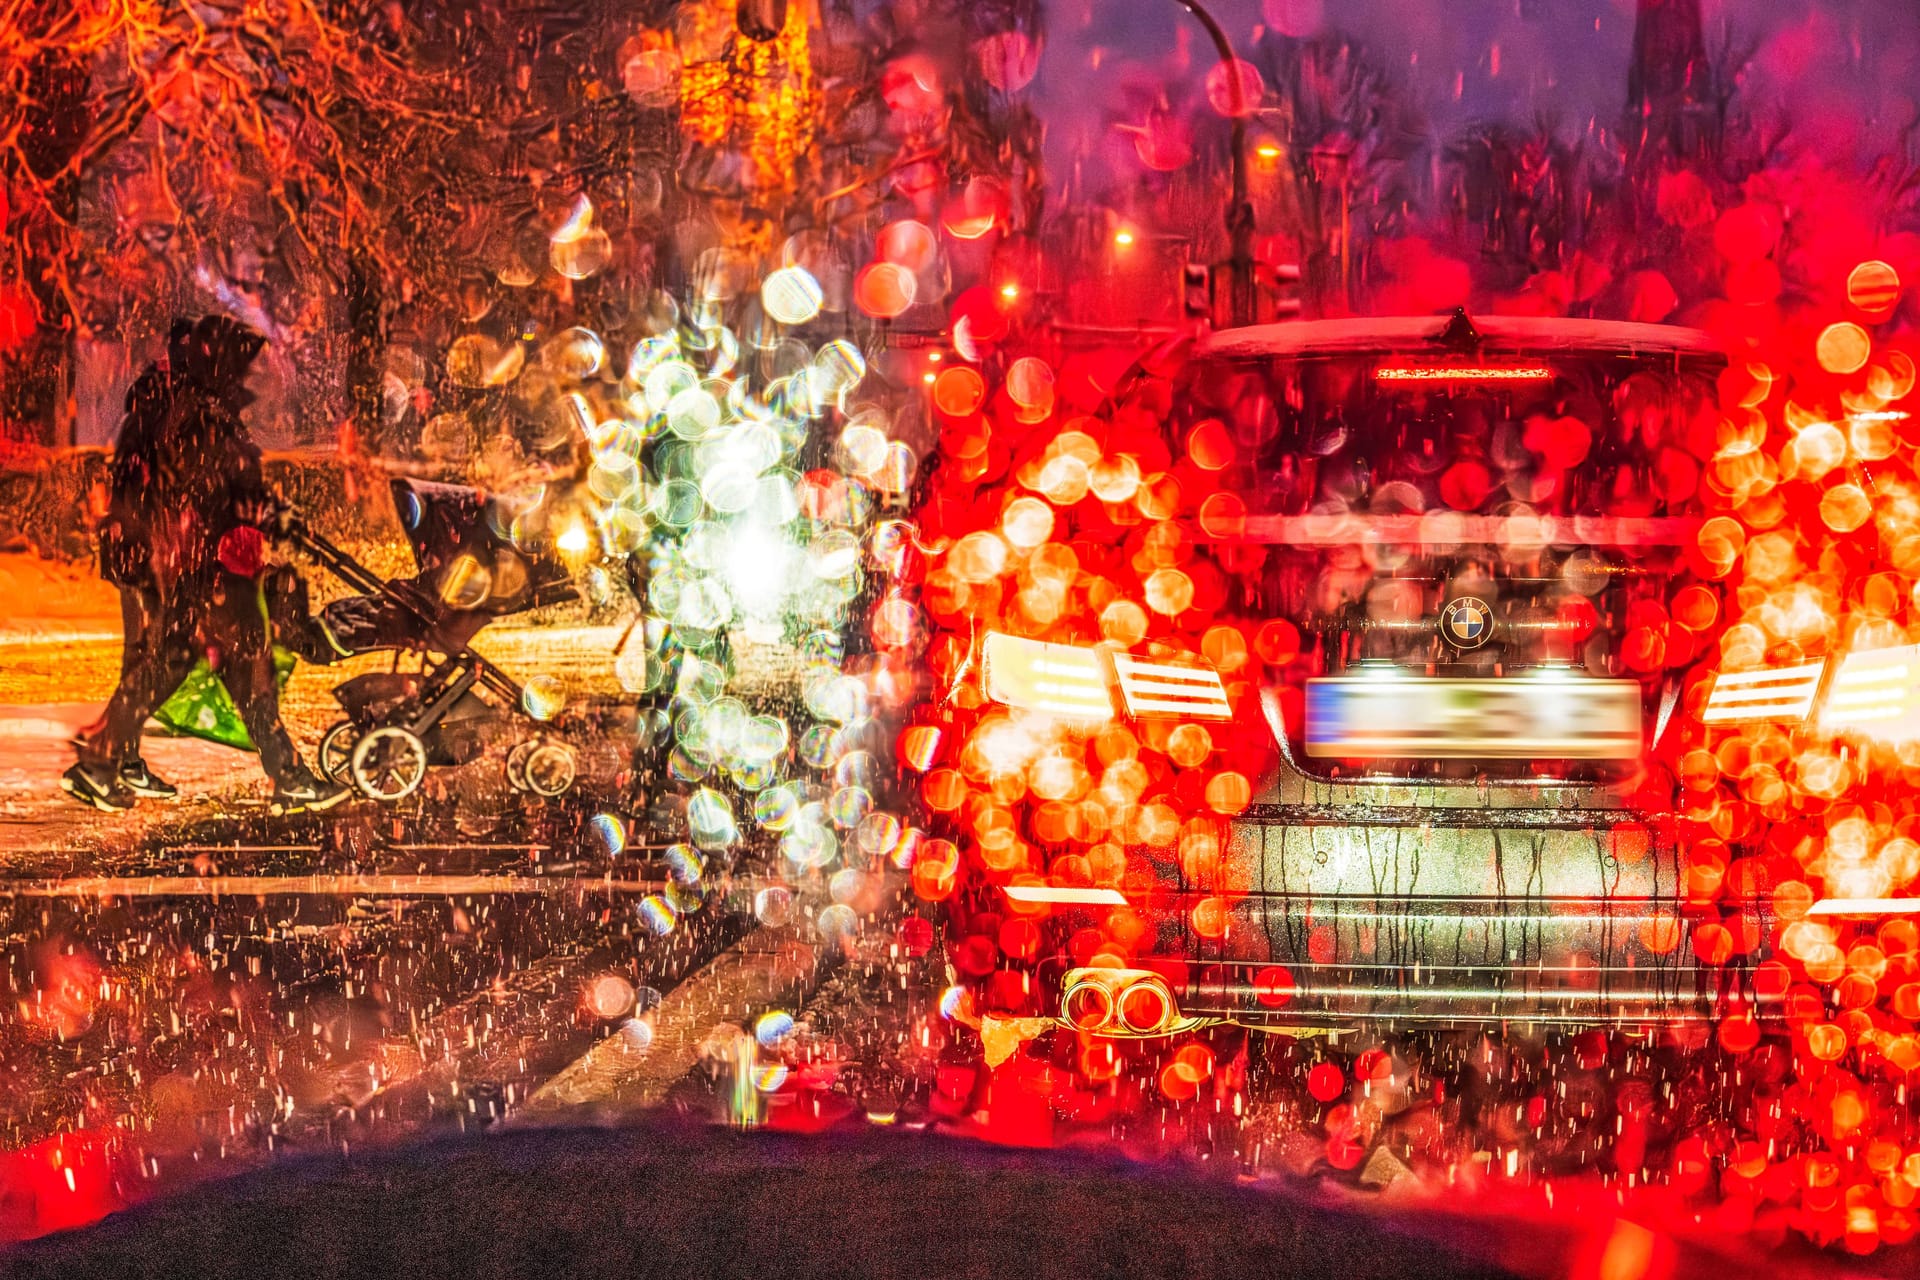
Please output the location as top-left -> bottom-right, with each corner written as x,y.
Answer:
978,310 -> 1768,1034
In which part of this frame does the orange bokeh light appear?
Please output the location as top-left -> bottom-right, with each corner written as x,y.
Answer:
1817,321 -> 1873,375
853,261 -> 916,318
1847,260 -> 1902,316
933,366 -> 986,417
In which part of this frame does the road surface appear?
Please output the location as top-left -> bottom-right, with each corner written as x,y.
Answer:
0,565 -> 829,1241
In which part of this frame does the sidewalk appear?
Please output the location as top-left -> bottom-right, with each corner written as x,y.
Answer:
0,551 -> 660,861
0,555 -> 267,856
0,554 -> 117,650
0,703 -> 265,861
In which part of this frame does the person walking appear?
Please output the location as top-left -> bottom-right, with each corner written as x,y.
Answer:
65,315 -> 349,815
72,319 -> 194,806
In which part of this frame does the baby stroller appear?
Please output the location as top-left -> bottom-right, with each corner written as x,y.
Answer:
288,478 -> 580,803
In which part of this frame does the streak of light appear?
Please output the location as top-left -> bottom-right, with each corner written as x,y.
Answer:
981,632 -> 1115,720
391,844 -> 558,852
1820,644 -> 1920,738
1000,885 -> 1129,905
174,844 -> 321,853
1807,898 -> 1920,916
0,875 -> 672,899
0,629 -> 118,647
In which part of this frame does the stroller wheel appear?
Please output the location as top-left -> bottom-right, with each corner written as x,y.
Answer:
505,741 -> 536,792
350,727 -> 429,802
523,743 -> 577,798
318,721 -> 356,784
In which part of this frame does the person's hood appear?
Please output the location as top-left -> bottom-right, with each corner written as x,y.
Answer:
177,314 -> 267,390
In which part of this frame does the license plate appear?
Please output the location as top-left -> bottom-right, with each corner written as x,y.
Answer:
1304,674 -> 1642,759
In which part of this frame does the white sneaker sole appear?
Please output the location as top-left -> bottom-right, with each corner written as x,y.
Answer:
270,789 -> 354,817
61,775 -> 133,814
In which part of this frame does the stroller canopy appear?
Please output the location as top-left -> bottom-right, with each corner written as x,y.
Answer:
392,478 -> 574,618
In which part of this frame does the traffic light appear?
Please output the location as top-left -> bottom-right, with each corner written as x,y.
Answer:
1258,261 -> 1304,321
1182,260 -> 1303,326
1182,263 -> 1212,319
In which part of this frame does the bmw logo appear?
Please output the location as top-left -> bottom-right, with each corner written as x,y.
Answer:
1439,596 -> 1495,650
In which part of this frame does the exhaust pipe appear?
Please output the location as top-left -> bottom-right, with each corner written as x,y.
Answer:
1062,978 -> 1116,1030
1058,967 -> 1198,1037
1116,977 -> 1175,1034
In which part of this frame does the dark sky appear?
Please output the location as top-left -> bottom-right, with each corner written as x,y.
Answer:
1030,0 -> 1920,193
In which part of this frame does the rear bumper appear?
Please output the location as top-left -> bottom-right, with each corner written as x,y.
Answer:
1026,691 -> 1773,1033
1047,789 -> 1770,1033
1095,895 -> 1730,1030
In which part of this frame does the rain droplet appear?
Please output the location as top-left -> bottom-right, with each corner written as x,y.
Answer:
761,265 -> 824,326
754,884 -> 795,926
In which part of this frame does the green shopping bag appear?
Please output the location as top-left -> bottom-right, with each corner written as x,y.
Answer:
152,648 -> 298,751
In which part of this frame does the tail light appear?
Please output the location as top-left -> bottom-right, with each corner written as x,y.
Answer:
1820,644 -> 1920,739
1701,661 -> 1824,724
1110,652 -> 1232,720
981,632 -> 1231,722
1698,646 -> 1920,740
982,633 -> 1114,721
1373,362 -> 1554,383
1058,967 -> 1196,1037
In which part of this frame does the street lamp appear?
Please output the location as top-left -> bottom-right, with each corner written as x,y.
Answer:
1172,0 -> 1256,327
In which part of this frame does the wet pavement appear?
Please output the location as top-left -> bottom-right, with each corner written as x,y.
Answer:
0,595 -> 830,1237
0,567 -> 1909,1271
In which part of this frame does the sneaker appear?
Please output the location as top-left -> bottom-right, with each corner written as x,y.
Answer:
61,762 -> 136,813
118,759 -> 178,800
269,770 -> 353,816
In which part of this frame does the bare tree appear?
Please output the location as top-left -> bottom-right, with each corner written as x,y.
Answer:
0,0 -> 693,450
0,0 -> 438,444
1249,29 -> 1431,312
1441,118 -> 1591,293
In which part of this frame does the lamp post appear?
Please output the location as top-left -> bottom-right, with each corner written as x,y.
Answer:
1172,0 -> 1255,327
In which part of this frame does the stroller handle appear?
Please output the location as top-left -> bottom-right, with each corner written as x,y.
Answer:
288,525 -> 388,598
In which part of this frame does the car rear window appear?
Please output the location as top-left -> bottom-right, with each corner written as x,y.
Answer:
1160,349 -> 1721,778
